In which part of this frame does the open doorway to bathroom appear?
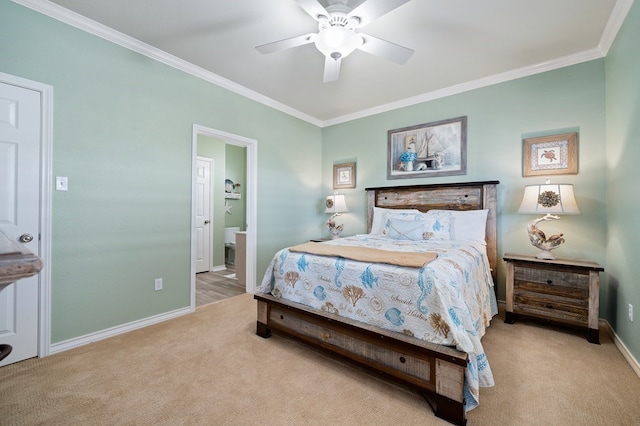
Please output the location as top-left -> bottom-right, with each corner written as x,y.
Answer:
191,125 -> 257,309
195,144 -> 246,307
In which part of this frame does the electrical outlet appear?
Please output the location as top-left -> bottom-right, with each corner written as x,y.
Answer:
629,304 -> 634,322
154,278 -> 163,291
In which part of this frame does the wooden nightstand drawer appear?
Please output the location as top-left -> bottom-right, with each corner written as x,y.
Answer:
513,288 -> 588,326
514,266 -> 589,291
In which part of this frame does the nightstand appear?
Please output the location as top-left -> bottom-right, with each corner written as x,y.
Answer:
503,253 -> 604,344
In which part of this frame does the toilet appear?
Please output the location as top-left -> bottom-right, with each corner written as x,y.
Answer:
224,227 -> 240,265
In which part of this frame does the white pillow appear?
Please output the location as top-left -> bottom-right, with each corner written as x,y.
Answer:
383,214 -> 451,241
427,209 -> 488,243
370,207 -> 420,235
383,218 -> 430,240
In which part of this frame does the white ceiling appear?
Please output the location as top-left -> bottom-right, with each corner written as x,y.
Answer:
24,0 -> 629,126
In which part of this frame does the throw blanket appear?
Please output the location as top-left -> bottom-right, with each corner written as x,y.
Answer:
288,241 -> 438,268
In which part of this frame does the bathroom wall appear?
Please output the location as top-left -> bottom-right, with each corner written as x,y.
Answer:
224,144 -> 246,231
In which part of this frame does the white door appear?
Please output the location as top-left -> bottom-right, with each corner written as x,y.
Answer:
0,81 -> 41,366
195,157 -> 212,273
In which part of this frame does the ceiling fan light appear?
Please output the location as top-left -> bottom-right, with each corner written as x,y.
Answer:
314,27 -> 363,60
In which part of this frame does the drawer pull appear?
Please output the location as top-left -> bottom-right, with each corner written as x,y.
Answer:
546,279 -> 553,284
399,356 -> 406,363
546,304 -> 553,309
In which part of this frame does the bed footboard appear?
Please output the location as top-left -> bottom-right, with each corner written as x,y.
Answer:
255,293 -> 469,425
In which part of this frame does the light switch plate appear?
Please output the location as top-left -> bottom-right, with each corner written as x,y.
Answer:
56,176 -> 68,191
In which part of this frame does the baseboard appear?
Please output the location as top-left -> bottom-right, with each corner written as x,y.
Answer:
48,306 -> 191,355
211,264 -> 226,272
600,319 -> 640,379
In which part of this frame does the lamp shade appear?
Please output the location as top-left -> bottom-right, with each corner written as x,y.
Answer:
325,194 -> 348,214
518,183 -> 580,215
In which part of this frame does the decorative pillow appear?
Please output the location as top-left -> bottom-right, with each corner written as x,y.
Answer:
370,207 -> 420,235
383,215 -> 451,241
427,209 -> 488,243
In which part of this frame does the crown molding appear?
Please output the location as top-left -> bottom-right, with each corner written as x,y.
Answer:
12,0 -> 633,129
11,0 -> 323,127
599,0 -> 635,55
318,0 -> 635,127
322,47 -> 606,127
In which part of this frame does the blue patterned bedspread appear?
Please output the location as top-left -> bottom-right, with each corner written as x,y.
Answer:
259,234 -> 498,411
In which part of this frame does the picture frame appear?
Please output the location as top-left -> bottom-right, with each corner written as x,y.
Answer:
333,162 -> 356,189
522,132 -> 578,177
387,116 -> 467,179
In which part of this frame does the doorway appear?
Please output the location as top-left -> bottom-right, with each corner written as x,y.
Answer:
190,125 -> 257,311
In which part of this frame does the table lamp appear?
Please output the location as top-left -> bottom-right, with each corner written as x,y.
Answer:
518,180 -> 580,259
325,193 -> 348,239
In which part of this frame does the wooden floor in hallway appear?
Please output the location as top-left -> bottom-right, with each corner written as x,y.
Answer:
195,264 -> 245,307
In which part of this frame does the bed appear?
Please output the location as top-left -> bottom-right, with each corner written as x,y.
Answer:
254,180 -> 499,425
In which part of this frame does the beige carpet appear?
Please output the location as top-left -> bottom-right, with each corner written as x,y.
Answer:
1,293 -> 639,425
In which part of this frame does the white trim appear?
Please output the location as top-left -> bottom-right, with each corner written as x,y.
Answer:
322,48 -> 606,126
598,0 -> 635,55
49,307 -> 191,354
191,125 -> 258,312
11,0 -> 321,127
11,0 -> 633,128
601,319 -> 640,379
0,71 -> 53,358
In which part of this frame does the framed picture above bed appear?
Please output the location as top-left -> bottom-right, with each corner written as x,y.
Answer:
522,132 -> 578,177
387,116 -> 467,179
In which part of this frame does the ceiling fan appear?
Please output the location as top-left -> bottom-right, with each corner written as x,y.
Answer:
256,0 -> 414,83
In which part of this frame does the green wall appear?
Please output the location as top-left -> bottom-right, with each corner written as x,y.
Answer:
605,0 -> 640,364
321,61 -> 607,304
0,0 -> 322,343
224,144 -> 246,232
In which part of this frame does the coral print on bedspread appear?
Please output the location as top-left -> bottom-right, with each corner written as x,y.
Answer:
259,234 -> 498,411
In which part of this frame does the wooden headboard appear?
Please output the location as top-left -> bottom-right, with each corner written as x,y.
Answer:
365,180 -> 499,283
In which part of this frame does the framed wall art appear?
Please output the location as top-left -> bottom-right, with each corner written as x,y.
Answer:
333,162 -> 356,189
522,132 -> 578,177
387,116 -> 467,179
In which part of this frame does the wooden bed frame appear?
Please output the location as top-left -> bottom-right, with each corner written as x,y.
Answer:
255,180 -> 499,425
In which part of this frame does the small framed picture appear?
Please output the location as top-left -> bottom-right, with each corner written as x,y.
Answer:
333,162 -> 356,189
522,132 -> 578,177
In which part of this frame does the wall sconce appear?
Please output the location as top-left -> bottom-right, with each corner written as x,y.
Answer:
325,193 -> 349,239
518,180 -> 580,259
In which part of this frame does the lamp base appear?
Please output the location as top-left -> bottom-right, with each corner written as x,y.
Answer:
535,250 -> 557,260
327,214 -> 343,239
526,215 -> 565,260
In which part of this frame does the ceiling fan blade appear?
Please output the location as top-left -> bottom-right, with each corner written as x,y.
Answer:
323,56 -> 341,83
348,0 -> 411,28
296,0 -> 330,21
256,33 -> 316,54
358,33 -> 414,64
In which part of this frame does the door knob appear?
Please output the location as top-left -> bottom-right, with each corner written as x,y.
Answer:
204,220 -> 210,225
19,233 -> 34,243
